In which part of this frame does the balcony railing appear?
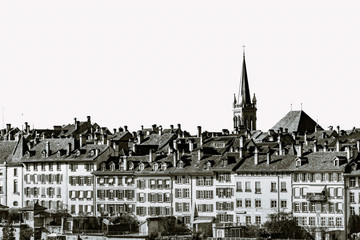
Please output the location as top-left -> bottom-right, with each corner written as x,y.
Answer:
306,193 -> 327,202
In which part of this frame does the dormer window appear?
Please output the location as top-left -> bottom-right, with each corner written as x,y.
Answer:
334,158 -> 339,167
153,163 -> 158,171
161,163 -> 167,171
57,151 -> 62,157
206,161 -> 211,170
119,162 -> 124,171
110,162 -> 115,171
296,159 -> 302,167
101,163 -> 106,171
222,159 -> 228,167
25,151 -> 31,159
139,163 -> 144,171
128,162 -> 134,170
178,161 -> 184,169
41,150 -> 47,158
75,149 -> 81,157
89,150 -> 95,157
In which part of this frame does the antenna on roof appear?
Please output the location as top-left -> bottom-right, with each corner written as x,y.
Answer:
290,103 -> 292,111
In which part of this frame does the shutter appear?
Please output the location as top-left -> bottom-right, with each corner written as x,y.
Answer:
231,202 -> 234,210
211,204 -> 214,212
231,188 -> 234,196
97,190 -> 100,198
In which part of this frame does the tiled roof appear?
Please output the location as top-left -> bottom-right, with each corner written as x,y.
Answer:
272,110 -> 322,134
289,152 -> 348,172
0,141 -> 17,164
235,154 -> 297,172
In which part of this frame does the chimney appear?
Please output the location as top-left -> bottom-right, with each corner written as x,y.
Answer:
141,125 -> 144,130
149,149 -> 153,162
278,138 -> 283,155
346,146 -> 351,160
152,124 -> 157,132
297,142 -> 303,157
95,149 -> 99,157
113,142 -> 119,157
279,127 -> 283,134
239,135 -> 244,149
173,151 -> 178,167
80,134 -> 86,147
322,132 -> 327,139
123,156 -> 127,171
132,143 -> 136,153
337,126 -> 340,135
173,139 -> 178,151
132,131 -> 137,141
119,127 -> 124,133
198,148 -> 202,161
239,147 -> 244,159
177,124 -> 181,131
313,140 -> 317,152
267,152 -> 271,164
336,140 -> 341,152
188,140 -> 194,152
159,126 -> 163,136
254,147 -> 259,165
66,143 -> 72,156
113,128 -> 117,134
6,124 -> 11,134
25,122 -> 30,134
124,126 -> 128,132
87,116 -> 91,124
74,118 -> 77,128
170,125 -> 174,133
357,140 -> 360,152
292,131 -> 297,140
45,141 -> 50,157
137,131 -> 144,144
107,139 -> 111,147
102,134 -> 107,145
352,146 -> 358,159
324,141 -> 328,152
168,146 -> 173,154
304,131 -> 308,145
230,146 -> 234,152
284,128 -> 288,133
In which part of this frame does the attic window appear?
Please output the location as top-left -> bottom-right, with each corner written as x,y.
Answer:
25,151 -> 31,159
178,161 -> 184,169
222,159 -> 228,167
206,161 -> 211,170
101,163 -> 106,171
75,149 -> 81,157
296,159 -> 302,167
89,150 -> 95,157
139,163 -> 144,171
57,151 -> 62,157
153,163 -> 158,171
161,163 -> 167,171
119,162 -> 124,171
334,159 -> 339,167
41,150 -> 47,158
110,162 -> 115,171
129,162 -> 134,170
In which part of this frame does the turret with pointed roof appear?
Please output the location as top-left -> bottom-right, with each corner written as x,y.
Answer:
233,51 -> 257,131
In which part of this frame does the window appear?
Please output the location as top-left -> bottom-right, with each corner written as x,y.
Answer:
350,192 -> 355,203
255,182 -> 261,193
350,177 -> 356,187
311,202 -> 316,212
49,163 -> 53,171
245,182 -> 251,192
205,177 -> 212,186
13,180 -> 18,194
281,182 -> 287,192
255,199 -> 261,208
34,163 -> 38,171
271,182 -> 277,192
271,200 -> 277,208
336,217 -> 342,227
309,217 -> 315,226
236,199 -> 242,208
71,205 -> 76,214
245,199 -> 251,208
329,217 -> 334,227
302,202 -> 308,212
320,217 -> 326,226
351,207 -> 355,215
329,203 -> 335,213
255,216 -> 261,225
14,168 -> 17,177
236,182 -> 242,192
57,163 -> 61,171
41,163 -> 46,171
184,189 -> 190,198
281,200 -> 287,208
246,216 -> 251,225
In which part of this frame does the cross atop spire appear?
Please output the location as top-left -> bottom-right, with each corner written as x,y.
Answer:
242,44 -> 246,58
238,51 -> 251,104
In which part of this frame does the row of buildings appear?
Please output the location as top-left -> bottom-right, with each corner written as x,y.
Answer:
0,54 -> 359,240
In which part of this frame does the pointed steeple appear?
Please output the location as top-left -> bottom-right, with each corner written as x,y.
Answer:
239,52 -> 251,105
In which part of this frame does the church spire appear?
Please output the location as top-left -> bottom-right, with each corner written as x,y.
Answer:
239,51 -> 251,105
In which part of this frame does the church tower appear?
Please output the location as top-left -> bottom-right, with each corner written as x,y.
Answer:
233,51 -> 257,131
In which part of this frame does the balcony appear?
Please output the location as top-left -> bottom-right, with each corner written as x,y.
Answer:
306,193 -> 327,202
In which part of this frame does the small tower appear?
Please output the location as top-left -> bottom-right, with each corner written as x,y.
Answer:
233,51 -> 257,131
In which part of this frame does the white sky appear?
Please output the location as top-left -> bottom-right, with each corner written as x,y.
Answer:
1,0 -> 360,134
